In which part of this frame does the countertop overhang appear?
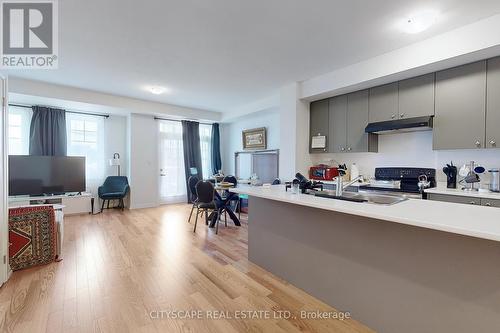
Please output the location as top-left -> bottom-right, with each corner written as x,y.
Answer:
232,185 -> 500,243
425,183 -> 500,200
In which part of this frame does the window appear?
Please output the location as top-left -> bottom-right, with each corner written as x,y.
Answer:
199,124 -> 213,178
69,118 -> 98,144
8,106 -> 32,155
66,113 -> 105,183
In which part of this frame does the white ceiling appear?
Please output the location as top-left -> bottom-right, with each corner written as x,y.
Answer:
6,0 -> 500,113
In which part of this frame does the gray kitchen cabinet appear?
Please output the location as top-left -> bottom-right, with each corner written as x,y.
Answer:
486,56 -> 500,149
347,90 -> 378,152
433,61 -> 487,150
480,198 -> 500,208
427,193 -> 480,205
481,198 -> 500,208
309,99 -> 330,153
329,95 -> 348,153
398,73 -> 435,119
368,82 -> 399,123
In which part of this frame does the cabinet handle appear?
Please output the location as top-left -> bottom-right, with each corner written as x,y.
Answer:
340,147 -> 345,151
469,201 -> 476,205
347,147 -> 352,151
400,113 -> 405,118
323,148 -> 327,152
475,140 -> 481,147
490,140 -> 496,147
485,202 -> 491,207
391,114 -> 396,119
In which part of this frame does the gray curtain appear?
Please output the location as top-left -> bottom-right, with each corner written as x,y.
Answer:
29,106 -> 67,156
182,120 -> 203,203
211,123 -> 222,174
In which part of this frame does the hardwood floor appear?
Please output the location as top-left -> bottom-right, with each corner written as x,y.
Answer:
0,205 -> 373,333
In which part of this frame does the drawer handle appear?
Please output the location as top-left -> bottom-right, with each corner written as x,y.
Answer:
347,147 -> 352,151
340,147 -> 345,151
485,202 -> 491,207
490,140 -> 496,147
391,114 -> 396,119
469,201 -> 476,205
400,113 -> 405,118
475,140 -> 481,147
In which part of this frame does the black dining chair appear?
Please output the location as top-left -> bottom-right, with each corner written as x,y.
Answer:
194,181 -> 222,234
222,175 -> 241,219
187,176 -> 199,223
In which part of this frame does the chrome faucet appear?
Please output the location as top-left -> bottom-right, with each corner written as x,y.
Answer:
335,166 -> 363,196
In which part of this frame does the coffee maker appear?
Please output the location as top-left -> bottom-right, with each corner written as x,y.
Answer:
285,173 -> 324,194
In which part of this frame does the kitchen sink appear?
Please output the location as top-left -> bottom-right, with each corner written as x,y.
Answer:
314,190 -> 408,205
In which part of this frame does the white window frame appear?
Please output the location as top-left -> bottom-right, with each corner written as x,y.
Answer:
66,113 -> 105,194
199,124 -> 213,179
7,106 -> 32,155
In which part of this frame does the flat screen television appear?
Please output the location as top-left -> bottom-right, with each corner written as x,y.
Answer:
9,155 -> 86,196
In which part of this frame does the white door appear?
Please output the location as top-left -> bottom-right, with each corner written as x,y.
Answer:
0,75 -> 9,285
158,120 -> 187,204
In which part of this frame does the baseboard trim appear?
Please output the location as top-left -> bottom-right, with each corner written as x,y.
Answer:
129,202 -> 159,210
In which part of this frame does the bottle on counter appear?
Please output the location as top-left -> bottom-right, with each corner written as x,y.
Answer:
350,163 -> 359,181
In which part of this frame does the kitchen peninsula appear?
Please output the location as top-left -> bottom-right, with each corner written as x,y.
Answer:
232,185 -> 500,333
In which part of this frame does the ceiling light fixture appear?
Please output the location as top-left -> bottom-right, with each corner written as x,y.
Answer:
398,10 -> 439,34
148,86 -> 168,95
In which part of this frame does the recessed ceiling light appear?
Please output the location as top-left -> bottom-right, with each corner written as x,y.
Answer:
398,10 -> 439,34
148,86 -> 168,95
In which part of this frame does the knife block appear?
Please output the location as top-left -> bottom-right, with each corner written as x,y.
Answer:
446,167 -> 457,189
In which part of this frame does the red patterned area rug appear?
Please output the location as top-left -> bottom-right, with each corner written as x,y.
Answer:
8,206 -> 57,271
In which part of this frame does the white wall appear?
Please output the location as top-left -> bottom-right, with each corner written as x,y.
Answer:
279,82 -> 311,181
310,131 -> 500,186
0,76 -> 9,285
221,109 -> 280,176
301,13 -> 500,101
9,77 -> 221,121
128,114 -> 159,209
104,115 -> 128,177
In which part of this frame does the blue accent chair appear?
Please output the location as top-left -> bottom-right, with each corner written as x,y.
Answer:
98,176 -> 130,212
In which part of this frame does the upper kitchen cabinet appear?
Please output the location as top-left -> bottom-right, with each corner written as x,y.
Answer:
368,82 -> 398,123
309,92 -> 377,154
368,75 -> 435,123
347,90 -> 378,152
433,61 -> 487,150
309,99 -> 330,153
328,95 -> 348,153
398,73 -> 435,118
486,57 -> 500,149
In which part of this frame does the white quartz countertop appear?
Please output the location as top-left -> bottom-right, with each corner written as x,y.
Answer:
425,182 -> 500,200
232,185 -> 500,243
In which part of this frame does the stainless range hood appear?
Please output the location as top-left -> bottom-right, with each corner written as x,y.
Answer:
365,116 -> 434,134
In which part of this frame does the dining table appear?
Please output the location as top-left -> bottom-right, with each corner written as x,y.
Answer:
207,184 -> 241,228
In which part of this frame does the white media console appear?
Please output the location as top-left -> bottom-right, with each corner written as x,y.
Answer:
8,193 -> 94,215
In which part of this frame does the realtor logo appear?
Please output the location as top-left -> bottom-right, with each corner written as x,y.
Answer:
1,0 -> 58,68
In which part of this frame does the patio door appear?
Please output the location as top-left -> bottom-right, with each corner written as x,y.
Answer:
158,120 -> 187,204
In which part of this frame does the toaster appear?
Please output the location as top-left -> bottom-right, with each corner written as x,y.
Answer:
309,166 -> 339,181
